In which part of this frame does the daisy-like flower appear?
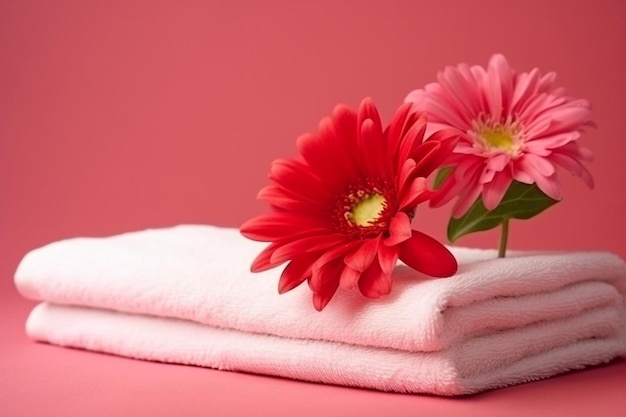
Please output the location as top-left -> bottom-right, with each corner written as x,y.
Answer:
405,54 -> 594,217
240,98 -> 459,310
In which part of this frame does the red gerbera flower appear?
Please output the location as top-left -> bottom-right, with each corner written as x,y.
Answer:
240,98 -> 459,310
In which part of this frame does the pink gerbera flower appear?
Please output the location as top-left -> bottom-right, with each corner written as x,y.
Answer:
405,54 -> 594,217
241,98 -> 459,310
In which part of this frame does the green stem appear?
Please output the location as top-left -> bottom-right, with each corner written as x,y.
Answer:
498,218 -> 509,258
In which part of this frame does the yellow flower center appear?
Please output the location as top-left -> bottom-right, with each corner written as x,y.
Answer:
470,115 -> 525,157
482,126 -> 515,151
349,193 -> 387,226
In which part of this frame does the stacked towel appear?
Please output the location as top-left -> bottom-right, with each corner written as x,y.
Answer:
14,225 -> 626,395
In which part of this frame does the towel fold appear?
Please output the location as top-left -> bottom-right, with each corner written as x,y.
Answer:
15,225 -> 626,352
26,303 -> 626,395
14,225 -> 626,394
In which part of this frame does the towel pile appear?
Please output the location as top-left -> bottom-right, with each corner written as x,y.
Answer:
14,225 -> 626,395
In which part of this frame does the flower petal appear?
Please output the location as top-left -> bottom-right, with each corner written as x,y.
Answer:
339,265 -> 361,291
452,180 -> 483,218
311,259 -> 343,311
482,170 -> 513,210
413,129 -> 460,176
357,97 -> 383,138
250,241 -> 283,272
377,243 -> 399,275
386,103 -> 415,159
549,151 -> 594,188
344,236 -> 381,272
270,233 -> 346,265
240,212 -> 326,241
269,158 -> 328,202
399,177 -> 432,210
278,252 -> 319,294
384,212 -> 412,246
358,260 -> 392,298
398,231 -> 458,278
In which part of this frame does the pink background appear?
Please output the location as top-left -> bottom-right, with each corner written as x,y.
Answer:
1,1 -> 625,416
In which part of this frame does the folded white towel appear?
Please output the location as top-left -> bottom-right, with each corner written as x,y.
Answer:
15,225 -> 626,352
27,303 -> 626,395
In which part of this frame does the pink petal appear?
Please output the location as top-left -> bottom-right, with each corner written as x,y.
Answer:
516,155 -> 562,200
534,172 -> 563,201
452,180 -> 483,218
482,170 -> 513,210
523,132 -> 579,154
511,163 -> 534,184
430,174 -> 458,208
549,152 -> 595,188
485,153 -> 510,172
538,71 -> 557,92
539,105 -> 593,137
439,64 -> 480,118
511,68 -> 540,111
384,212 -> 412,246
398,231 -> 458,278
487,54 -> 513,116
524,153 -> 556,177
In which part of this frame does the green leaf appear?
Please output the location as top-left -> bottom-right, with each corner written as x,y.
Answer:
434,167 -> 454,189
447,181 -> 559,242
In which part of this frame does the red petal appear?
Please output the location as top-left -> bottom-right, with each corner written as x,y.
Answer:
339,265 -> 361,291
358,260 -> 392,298
312,240 -> 360,272
386,103 -> 414,160
278,252 -> 318,294
408,141 -> 440,175
377,243 -> 399,275
397,114 -> 428,163
397,158 -> 417,191
399,177 -> 433,210
250,241 -> 284,272
329,105 -> 361,180
311,259 -> 343,311
398,231 -> 458,278
358,118 -> 387,176
384,212 -> 412,246
344,236 -> 381,272
257,186 -> 324,214
240,212 -> 327,241
270,233 -> 345,265
357,97 -> 383,138
295,133 -> 342,187
269,159 -> 328,203
413,129 -> 460,176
